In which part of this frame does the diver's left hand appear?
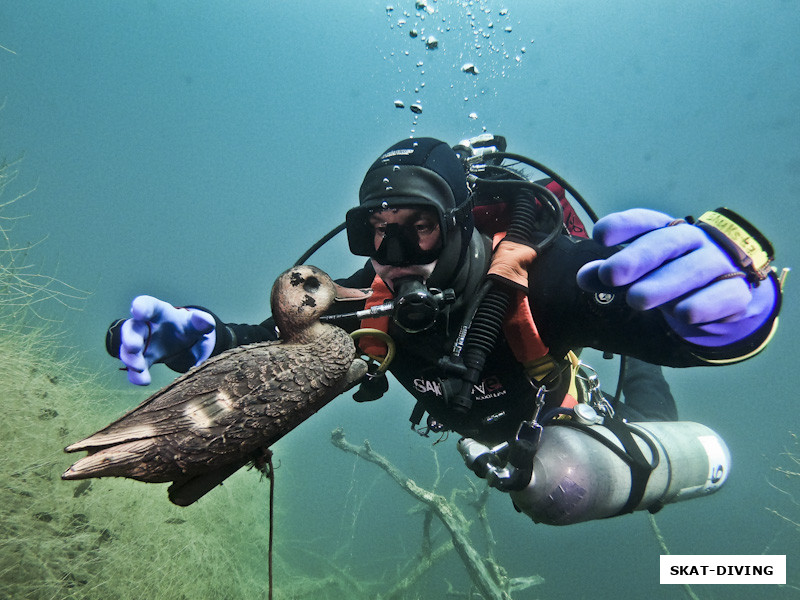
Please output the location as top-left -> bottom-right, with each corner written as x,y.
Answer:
576,209 -> 778,346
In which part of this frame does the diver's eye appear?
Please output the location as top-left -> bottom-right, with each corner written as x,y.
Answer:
414,221 -> 437,236
303,276 -> 321,294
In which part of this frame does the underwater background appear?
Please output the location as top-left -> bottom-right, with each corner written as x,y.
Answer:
1,1 -> 798,598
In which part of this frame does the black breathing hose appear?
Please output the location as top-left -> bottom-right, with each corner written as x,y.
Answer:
294,222 -> 347,267
444,181 -> 564,414
475,151 -> 599,223
475,156 -> 632,403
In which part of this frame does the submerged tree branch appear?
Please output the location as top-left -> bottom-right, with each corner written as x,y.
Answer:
330,427 -> 543,600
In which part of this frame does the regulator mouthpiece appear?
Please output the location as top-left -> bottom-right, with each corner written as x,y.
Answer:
392,276 -> 454,333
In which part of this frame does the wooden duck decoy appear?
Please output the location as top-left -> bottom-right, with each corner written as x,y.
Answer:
63,265 -> 370,506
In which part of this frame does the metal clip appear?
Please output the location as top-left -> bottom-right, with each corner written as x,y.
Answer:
514,384 -> 547,444
577,363 -> 614,418
530,384 -> 547,424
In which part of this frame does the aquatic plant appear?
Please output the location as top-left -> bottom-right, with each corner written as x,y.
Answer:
767,432 -> 800,533
0,156 -> 85,327
0,156 -> 275,599
766,431 -> 799,594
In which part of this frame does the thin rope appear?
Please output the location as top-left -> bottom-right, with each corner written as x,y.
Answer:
648,513 -> 700,600
266,453 -> 275,600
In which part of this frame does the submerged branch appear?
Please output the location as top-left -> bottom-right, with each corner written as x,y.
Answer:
381,539 -> 454,600
331,427 -> 543,600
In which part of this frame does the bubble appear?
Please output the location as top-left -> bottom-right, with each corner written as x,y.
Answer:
394,99 -> 405,109
409,29 -> 419,38
415,0 -> 434,14
410,103 -> 423,114
504,26 -> 513,33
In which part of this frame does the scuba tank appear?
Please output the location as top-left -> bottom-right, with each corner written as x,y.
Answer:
457,404 -> 731,526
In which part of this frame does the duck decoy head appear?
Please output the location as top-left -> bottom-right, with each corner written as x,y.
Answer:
270,265 -> 371,340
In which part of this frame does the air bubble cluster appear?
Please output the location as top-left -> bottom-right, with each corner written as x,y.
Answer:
382,1 -> 531,131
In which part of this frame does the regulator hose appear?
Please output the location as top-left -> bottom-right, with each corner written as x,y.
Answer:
443,180 -> 563,414
449,286 -> 513,412
472,151 -> 598,223
294,222 -> 346,266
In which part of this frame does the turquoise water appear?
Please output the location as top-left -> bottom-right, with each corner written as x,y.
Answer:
1,1 -> 798,598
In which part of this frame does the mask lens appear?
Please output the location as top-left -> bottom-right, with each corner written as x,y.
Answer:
370,208 -> 443,266
346,204 -> 446,264
345,207 -> 379,257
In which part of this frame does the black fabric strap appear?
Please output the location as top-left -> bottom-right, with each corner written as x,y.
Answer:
550,418 -> 658,516
601,417 -> 658,515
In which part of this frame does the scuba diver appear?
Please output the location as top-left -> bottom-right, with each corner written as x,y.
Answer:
106,135 -> 783,524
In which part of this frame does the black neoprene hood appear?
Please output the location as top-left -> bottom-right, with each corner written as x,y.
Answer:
359,137 -> 469,207
346,137 -> 471,258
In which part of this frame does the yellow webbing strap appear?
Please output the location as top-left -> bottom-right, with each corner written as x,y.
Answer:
521,350 -> 581,408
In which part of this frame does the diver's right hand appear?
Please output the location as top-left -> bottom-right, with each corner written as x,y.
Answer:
115,295 -> 216,385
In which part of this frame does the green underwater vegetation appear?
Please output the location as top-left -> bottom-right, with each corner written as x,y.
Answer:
769,432 -> 799,533
766,431 -> 800,593
0,158 -> 275,600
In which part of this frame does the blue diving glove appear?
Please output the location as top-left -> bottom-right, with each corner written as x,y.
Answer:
117,295 -> 216,385
576,208 -> 779,347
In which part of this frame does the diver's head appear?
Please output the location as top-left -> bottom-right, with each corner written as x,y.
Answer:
346,137 -> 473,289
